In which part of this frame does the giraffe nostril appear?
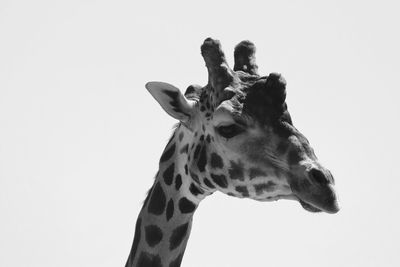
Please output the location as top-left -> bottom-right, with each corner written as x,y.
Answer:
309,168 -> 329,186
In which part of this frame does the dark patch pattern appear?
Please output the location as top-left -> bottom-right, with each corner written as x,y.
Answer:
203,178 -> 215,189
210,173 -> 228,188
137,252 -> 162,267
184,165 -> 188,175
178,197 -> 196,213
249,167 -> 267,180
193,144 -> 201,159
206,135 -> 211,143
179,144 -> 189,154
189,171 -> 200,184
197,146 -> 207,172
147,182 -> 167,215
175,174 -> 182,190
189,183 -> 204,196
144,225 -> 163,247
254,181 -> 276,195
169,253 -> 184,267
210,153 -> 223,169
160,143 -> 176,163
178,132 -> 184,141
235,186 -> 249,197
229,160 -> 244,181
163,163 -> 175,185
170,222 -> 189,250
166,199 -> 174,221
163,90 -> 190,117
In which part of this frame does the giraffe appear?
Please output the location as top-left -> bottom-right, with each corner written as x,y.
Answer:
125,38 -> 339,267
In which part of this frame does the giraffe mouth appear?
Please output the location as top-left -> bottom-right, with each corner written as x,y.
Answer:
295,189 -> 340,214
298,199 -> 322,213
290,177 -> 339,214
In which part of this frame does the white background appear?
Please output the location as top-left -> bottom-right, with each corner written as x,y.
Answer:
1,1 -> 399,266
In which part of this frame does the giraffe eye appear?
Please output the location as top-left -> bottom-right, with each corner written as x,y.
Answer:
216,124 -> 244,139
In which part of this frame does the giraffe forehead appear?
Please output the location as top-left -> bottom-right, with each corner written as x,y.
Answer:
212,103 -> 240,125
196,79 -> 290,128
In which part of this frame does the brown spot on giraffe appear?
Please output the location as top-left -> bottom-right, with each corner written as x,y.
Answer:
249,167 -> 267,180
178,197 -> 196,214
163,163 -> 175,185
144,225 -> 163,247
235,185 -> 250,197
169,222 -> 189,250
166,199 -> 174,221
228,160 -> 245,181
254,181 -> 277,195
136,252 -> 162,267
147,182 -> 166,215
210,173 -> 228,188
210,152 -> 224,169
160,143 -> 176,163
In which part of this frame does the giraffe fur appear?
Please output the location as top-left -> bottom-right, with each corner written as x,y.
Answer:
125,38 -> 339,267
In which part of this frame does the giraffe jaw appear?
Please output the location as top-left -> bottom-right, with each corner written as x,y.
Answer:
295,187 -> 340,214
298,199 -> 322,213
288,168 -> 339,214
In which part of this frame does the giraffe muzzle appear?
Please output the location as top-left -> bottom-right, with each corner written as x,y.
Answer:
290,168 -> 340,214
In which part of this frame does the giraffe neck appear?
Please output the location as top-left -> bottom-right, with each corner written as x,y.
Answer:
125,125 -> 211,267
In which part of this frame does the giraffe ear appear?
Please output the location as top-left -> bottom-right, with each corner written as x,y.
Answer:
146,81 -> 196,123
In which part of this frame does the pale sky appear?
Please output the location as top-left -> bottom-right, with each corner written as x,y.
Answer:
1,1 -> 399,266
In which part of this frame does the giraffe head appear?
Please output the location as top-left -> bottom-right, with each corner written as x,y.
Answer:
146,38 -> 339,214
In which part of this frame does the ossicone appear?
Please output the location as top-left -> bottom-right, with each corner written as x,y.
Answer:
266,73 -> 287,104
200,38 -> 236,93
234,40 -> 258,75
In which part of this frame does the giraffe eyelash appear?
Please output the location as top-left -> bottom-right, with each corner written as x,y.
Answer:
216,124 -> 245,139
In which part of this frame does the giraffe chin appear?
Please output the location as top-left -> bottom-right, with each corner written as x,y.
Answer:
299,200 -> 322,213
297,196 -> 340,214
290,178 -> 339,214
